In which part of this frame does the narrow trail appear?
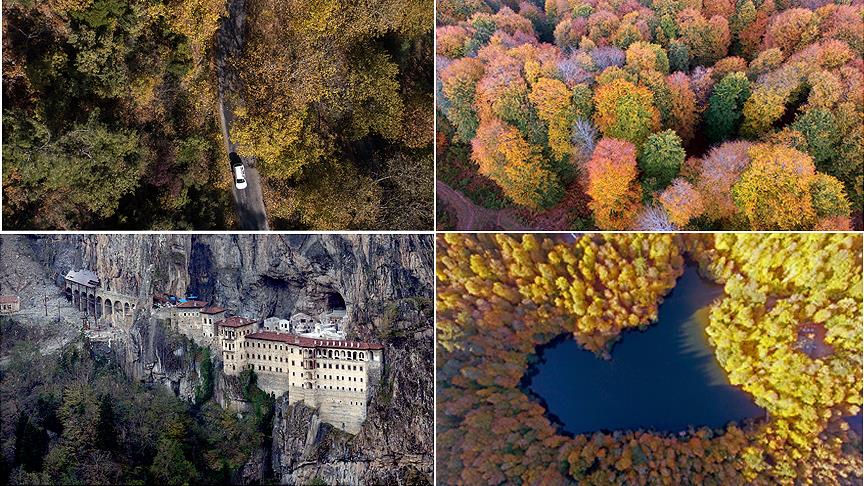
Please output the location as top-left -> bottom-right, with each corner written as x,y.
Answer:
436,180 -> 532,231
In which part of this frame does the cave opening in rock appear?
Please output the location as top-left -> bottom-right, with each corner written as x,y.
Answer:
326,291 -> 346,311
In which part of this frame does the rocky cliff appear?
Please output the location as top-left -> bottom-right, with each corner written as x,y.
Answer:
19,234 -> 434,485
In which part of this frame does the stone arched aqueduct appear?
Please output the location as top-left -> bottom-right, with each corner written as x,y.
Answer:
64,280 -> 137,326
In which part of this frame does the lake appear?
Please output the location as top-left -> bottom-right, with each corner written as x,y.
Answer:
523,264 -> 765,435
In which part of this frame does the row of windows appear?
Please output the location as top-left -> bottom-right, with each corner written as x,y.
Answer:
316,374 -> 363,383
257,365 -> 286,373
291,383 -> 364,393
245,353 -> 297,365
247,341 -> 295,351
317,362 -> 363,371
222,329 -> 251,338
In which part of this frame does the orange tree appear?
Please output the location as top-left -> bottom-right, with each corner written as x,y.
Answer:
586,138 -> 643,230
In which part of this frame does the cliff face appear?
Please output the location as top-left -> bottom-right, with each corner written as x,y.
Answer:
32,233 -> 433,485
187,234 -> 433,338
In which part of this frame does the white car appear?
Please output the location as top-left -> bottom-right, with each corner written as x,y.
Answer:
234,164 -> 248,190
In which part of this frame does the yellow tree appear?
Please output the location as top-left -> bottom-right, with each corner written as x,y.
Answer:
593,79 -> 660,149
528,77 -> 577,162
731,144 -> 817,230
472,119 -> 563,209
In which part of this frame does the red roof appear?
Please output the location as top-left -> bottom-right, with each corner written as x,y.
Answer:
201,306 -> 226,314
0,295 -> 19,304
177,300 -> 208,309
220,316 -> 257,328
245,331 -> 383,350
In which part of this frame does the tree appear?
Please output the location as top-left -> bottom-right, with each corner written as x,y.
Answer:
150,435 -> 198,485
15,414 -> 48,472
741,86 -> 788,139
791,109 -> 841,170
659,178 -> 704,226
704,72 -> 750,144
272,161 -> 384,230
194,348 -> 215,405
809,173 -> 851,220
437,25 -> 474,58
639,130 -> 685,193
472,120 -> 564,209
634,204 -> 678,230
593,79 -> 660,149
438,0 -> 491,23
554,17 -> 588,51
2,114 -> 143,229
668,40 -> 690,72
586,138 -> 643,229
96,394 -> 117,452
747,48 -> 784,77
666,72 -> 698,143
529,77 -> 577,161
731,144 -> 816,230
676,9 -> 730,67
625,42 -> 670,75
764,8 -> 814,54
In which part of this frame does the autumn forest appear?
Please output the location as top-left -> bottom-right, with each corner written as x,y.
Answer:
436,0 -> 864,230
437,233 -> 862,484
2,0 -> 433,230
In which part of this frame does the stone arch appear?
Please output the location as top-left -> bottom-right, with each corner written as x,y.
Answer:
124,302 -> 130,316
105,299 -> 113,316
96,297 -> 103,318
114,300 -> 122,317
352,351 -> 357,360
73,289 -> 80,310
88,293 -> 96,316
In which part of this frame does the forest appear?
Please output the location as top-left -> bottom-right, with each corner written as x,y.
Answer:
227,0 -> 434,230
436,0 -> 863,230
2,0 -> 433,230
436,233 -> 863,484
0,336 -> 273,485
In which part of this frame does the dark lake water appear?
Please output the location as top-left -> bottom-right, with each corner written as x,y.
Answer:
524,264 -> 766,435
